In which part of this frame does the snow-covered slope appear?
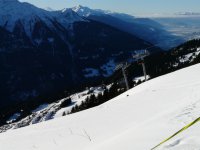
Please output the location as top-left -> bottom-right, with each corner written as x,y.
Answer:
1,64 -> 200,150
0,0 -> 84,36
0,86 -> 106,132
0,0 -> 51,34
72,5 -> 111,17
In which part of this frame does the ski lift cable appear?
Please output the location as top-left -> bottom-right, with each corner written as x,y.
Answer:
131,37 -> 184,59
114,37 -> 184,84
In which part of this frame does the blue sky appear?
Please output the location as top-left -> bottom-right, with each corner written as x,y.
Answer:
19,0 -> 200,15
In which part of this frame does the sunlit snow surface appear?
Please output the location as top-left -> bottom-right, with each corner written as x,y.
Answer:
1,64 -> 200,150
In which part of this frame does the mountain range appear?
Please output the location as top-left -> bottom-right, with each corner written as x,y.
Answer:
1,1 -> 200,149
69,5 -> 184,49
0,0 -> 162,109
1,0 -> 199,116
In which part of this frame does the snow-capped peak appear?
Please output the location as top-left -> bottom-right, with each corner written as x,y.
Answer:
56,8 -> 85,25
72,5 -> 84,12
0,1 -> 86,37
44,7 -> 55,12
0,0 -> 52,32
0,0 -> 49,16
71,5 -> 106,17
71,5 -> 134,20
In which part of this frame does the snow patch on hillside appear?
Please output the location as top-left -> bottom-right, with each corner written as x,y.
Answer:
101,59 -> 116,77
32,104 -> 49,113
0,86 -> 106,133
133,75 -> 150,83
83,68 -> 100,78
6,113 -> 21,124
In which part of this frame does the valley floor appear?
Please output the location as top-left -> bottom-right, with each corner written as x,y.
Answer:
1,64 -> 200,150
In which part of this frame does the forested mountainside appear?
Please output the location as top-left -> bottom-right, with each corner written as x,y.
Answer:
1,39 -> 200,129
0,0 -> 160,111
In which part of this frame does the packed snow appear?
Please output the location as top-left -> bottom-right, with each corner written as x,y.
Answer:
1,64 -> 200,150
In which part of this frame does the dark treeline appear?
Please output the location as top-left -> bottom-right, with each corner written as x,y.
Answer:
70,83 -> 125,114
0,89 -> 72,126
106,39 -> 200,85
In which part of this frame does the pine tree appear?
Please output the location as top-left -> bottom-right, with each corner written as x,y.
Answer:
62,111 -> 66,116
109,83 -> 118,99
97,93 -> 104,104
103,89 -> 109,103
